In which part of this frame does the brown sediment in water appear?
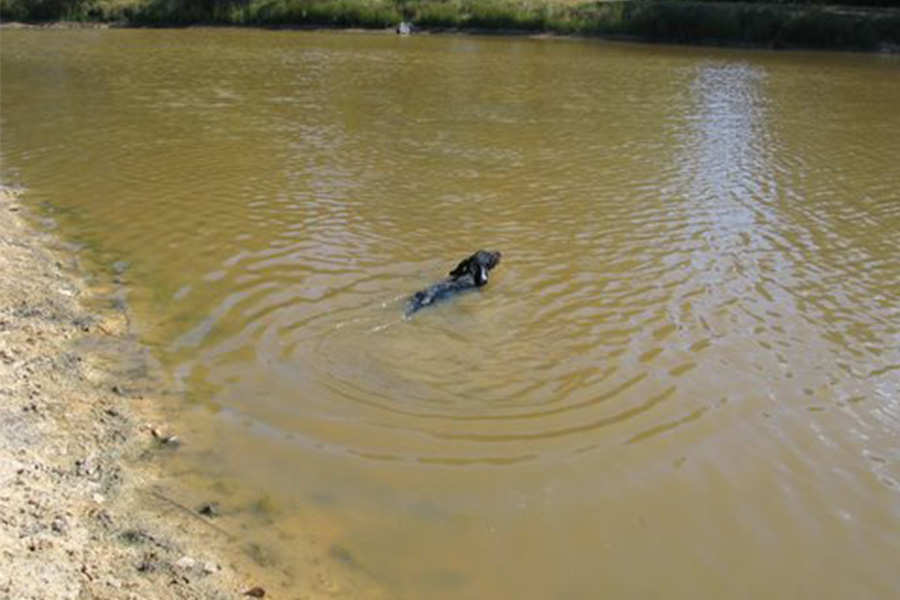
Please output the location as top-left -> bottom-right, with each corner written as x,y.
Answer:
0,185 -> 279,599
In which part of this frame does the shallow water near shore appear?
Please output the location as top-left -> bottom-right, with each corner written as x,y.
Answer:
3,28 -> 900,599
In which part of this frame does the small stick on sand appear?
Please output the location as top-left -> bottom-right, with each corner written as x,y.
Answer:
148,489 -> 234,540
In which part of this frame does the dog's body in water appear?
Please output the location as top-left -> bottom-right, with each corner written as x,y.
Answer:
406,250 -> 502,317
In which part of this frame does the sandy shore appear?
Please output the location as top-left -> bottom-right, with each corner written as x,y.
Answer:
0,186 -> 268,599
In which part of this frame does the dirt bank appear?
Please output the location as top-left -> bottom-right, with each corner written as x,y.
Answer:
0,186 -> 272,599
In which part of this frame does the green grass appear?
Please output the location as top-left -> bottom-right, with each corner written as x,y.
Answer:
223,0 -> 402,27
2,0 -> 899,51
672,0 -> 899,6
0,0 -> 138,21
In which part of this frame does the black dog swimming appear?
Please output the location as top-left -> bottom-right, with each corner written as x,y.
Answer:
406,250 -> 502,317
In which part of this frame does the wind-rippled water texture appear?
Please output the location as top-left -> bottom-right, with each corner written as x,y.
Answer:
2,29 -> 899,600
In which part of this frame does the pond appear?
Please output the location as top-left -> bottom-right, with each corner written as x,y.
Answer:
2,28 -> 899,600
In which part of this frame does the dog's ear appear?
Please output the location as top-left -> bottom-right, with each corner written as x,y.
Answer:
449,256 -> 474,278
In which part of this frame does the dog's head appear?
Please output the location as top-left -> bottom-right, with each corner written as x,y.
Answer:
448,250 -> 502,286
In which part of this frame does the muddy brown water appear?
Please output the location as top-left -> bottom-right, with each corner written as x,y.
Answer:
2,28 -> 900,600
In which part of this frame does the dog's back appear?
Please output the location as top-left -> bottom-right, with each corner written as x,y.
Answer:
406,276 -> 475,316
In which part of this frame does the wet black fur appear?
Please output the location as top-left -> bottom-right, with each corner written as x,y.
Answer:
406,250 -> 502,317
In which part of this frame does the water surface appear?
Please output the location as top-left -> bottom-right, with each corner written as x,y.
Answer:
2,28 -> 900,600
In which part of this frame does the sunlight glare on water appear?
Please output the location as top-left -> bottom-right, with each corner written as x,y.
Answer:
2,28 -> 900,600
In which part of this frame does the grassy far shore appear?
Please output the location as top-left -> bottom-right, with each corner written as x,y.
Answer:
2,0 -> 900,50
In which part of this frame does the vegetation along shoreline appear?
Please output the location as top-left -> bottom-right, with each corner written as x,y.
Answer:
2,0 -> 900,52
